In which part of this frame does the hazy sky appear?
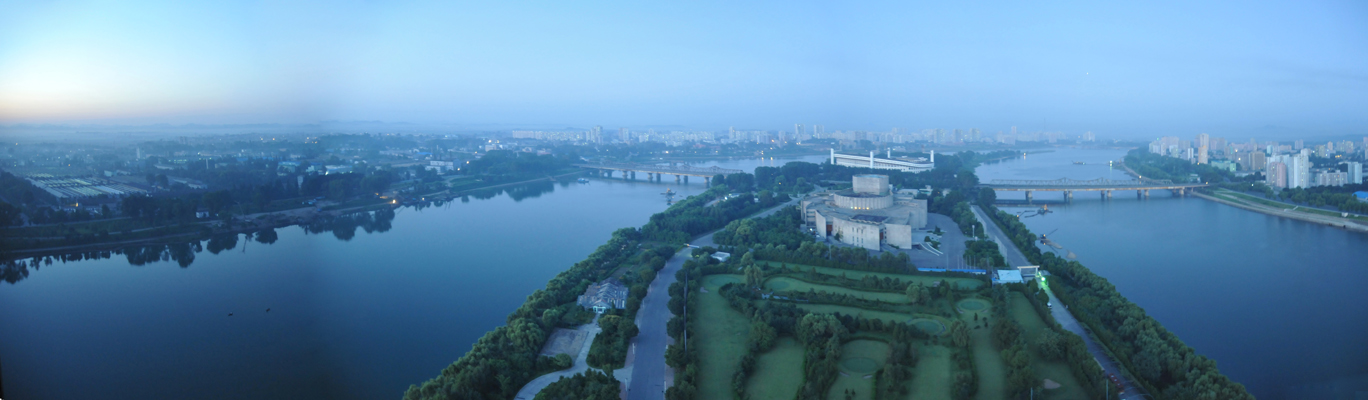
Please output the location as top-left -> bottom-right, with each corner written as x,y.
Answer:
1,1 -> 1365,138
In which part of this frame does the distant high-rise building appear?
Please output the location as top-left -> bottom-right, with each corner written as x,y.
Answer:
1294,140 -> 1304,151
794,124 -> 803,141
1252,151 -> 1267,171
1082,131 -> 1096,142
590,125 -> 603,144
1267,161 -> 1288,189
1195,133 -> 1210,164
1290,152 -> 1310,188
619,128 -> 630,142
1348,161 -> 1363,185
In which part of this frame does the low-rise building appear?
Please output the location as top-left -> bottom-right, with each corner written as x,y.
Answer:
576,279 -> 627,313
995,269 -> 1024,284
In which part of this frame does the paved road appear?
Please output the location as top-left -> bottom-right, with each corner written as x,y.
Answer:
514,316 -> 603,400
970,205 -> 1147,400
625,195 -> 803,400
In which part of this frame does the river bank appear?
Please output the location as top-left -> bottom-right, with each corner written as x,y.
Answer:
1114,156 -> 1368,233
1194,189 -> 1368,233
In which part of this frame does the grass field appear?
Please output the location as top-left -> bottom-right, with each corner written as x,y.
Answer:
745,337 -> 805,400
1215,189 -> 1368,222
790,304 -> 953,337
759,262 -> 985,290
1008,292 -> 1088,400
764,276 -> 910,303
697,274 -> 752,400
794,303 -> 907,324
827,339 -> 891,400
907,344 -> 954,400
959,299 -> 1006,400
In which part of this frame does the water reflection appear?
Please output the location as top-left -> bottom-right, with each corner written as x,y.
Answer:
1,208 -> 400,284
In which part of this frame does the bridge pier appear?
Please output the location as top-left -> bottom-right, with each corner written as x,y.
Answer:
1102,190 -> 1112,200
704,176 -> 710,187
676,175 -> 681,183
684,176 -> 689,183
630,171 -> 636,180
1025,191 -> 1033,203
604,170 -> 612,178
1064,190 -> 1073,203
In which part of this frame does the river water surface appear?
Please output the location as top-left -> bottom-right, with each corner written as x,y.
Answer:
977,147 -> 1368,399
5,150 -> 1361,399
0,156 -> 820,400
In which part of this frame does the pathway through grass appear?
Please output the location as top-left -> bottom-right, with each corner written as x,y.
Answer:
697,274 -> 751,400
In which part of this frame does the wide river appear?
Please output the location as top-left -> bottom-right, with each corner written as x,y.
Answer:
3,150 -> 1364,399
0,155 -> 822,400
977,147 -> 1368,399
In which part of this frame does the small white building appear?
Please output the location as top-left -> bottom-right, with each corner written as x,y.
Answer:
996,270 -> 1024,284
1017,266 -> 1039,281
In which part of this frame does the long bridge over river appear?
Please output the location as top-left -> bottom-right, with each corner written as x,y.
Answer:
980,178 -> 1208,201
574,162 -> 744,185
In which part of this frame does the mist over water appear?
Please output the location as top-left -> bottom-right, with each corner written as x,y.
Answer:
978,148 -> 1368,399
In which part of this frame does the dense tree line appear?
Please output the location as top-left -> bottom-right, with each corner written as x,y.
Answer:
711,205 -> 810,249
531,370 -> 620,400
0,170 -> 53,206
640,186 -> 775,244
402,228 -> 643,400
983,204 -> 1253,399
1268,184 -> 1368,213
962,239 -> 1006,269
1125,149 -> 1236,184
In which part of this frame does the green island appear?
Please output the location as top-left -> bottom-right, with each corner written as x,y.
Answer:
402,150 -> 1251,400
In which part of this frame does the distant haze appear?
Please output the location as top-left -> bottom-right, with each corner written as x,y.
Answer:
1,1 -> 1365,140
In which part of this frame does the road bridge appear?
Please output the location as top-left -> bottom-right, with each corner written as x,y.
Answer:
981,178 -> 1208,202
574,163 -> 744,185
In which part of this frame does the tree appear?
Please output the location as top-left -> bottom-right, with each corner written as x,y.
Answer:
1035,330 -> 1064,361
744,264 -> 763,288
905,283 -> 923,304
950,320 -> 970,348
749,318 -> 778,352
0,202 -> 21,227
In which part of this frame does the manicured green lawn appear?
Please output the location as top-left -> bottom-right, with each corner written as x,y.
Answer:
745,337 -> 806,400
1008,292 -> 1088,400
760,262 -> 984,290
765,276 -> 910,303
697,274 -> 752,400
827,339 -> 891,400
907,344 -> 954,400
794,304 -> 907,324
960,301 -> 1006,400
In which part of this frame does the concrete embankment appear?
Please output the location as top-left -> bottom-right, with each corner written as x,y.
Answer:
1193,191 -> 1368,233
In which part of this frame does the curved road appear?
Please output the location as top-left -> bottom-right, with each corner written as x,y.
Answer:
624,195 -> 804,400
971,205 -> 1148,400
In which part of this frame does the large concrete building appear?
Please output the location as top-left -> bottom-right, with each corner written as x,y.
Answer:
830,149 -> 934,173
801,174 -> 928,251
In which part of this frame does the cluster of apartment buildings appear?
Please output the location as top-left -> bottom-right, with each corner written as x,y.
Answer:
1148,134 -> 1366,189
513,124 -> 1093,147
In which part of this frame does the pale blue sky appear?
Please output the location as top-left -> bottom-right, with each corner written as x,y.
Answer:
0,1 -> 1365,138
